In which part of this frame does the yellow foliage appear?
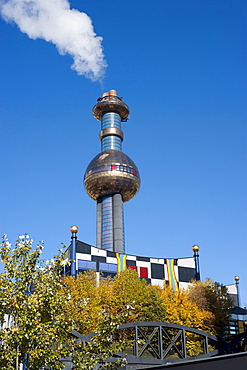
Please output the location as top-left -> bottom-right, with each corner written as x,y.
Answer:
110,268 -> 166,323
61,271 -> 220,358
62,269 -> 166,335
157,285 -> 214,332
62,271 -> 112,334
156,285 -> 215,357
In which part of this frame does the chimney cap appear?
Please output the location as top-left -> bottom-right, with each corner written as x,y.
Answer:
101,90 -> 118,98
109,89 -> 117,96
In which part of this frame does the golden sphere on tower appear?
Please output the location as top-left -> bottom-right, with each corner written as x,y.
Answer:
70,225 -> 79,234
84,149 -> 140,203
234,275 -> 240,282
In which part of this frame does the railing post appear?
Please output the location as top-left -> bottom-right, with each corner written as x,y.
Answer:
204,335 -> 209,354
134,325 -> 138,356
159,325 -> 163,359
182,329 -> 187,358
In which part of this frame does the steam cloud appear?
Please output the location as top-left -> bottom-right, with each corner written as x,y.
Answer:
0,0 -> 107,80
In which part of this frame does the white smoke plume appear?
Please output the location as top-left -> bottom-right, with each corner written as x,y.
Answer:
0,0 -> 107,80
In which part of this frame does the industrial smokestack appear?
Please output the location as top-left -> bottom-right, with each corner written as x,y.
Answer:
0,0 -> 107,81
84,91 -> 140,253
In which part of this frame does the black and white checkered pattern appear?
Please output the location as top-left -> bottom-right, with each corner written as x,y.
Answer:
72,240 -> 197,289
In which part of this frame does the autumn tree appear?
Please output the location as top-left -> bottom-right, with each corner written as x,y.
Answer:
61,271 -> 142,369
188,279 -> 234,337
157,285 -> 214,332
156,285 -> 215,357
111,268 -> 167,323
61,271 -> 113,335
62,268 -> 167,335
61,268 -> 167,365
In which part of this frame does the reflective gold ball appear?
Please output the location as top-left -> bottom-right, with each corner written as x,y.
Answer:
234,275 -> 240,282
192,244 -> 200,252
70,225 -> 79,234
84,150 -> 140,203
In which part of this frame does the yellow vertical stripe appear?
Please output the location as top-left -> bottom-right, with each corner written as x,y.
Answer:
166,259 -> 178,291
116,253 -> 127,273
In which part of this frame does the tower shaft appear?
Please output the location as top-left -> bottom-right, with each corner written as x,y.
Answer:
101,112 -> 122,151
84,90 -> 140,254
96,193 -> 124,252
98,102 -> 124,251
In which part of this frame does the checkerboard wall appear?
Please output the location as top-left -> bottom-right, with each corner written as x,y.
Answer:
73,240 -> 197,289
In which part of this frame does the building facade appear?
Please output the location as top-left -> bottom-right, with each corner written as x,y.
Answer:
66,239 -> 197,290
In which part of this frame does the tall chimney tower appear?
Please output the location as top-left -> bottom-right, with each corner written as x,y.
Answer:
84,90 -> 140,253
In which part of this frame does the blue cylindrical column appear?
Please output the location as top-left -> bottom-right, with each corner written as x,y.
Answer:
101,195 -> 114,251
101,112 -> 122,151
113,193 -> 125,253
192,245 -> 200,281
102,112 -> 121,129
234,276 -> 240,307
70,226 -> 78,276
96,200 -> 102,249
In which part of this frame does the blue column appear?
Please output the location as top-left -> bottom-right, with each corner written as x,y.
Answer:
234,276 -> 240,307
96,199 -> 102,249
192,245 -> 200,281
113,193 -> 125,254
101,195 -> 113,251
101,112 -> 122,151
70,226 -> 78,276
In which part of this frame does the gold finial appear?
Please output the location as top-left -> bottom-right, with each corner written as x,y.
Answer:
109,89 -> 117,96
234,275 -> 240,282
101,90 -> 118,98
192,244 -> 200,252
70,225 -> 79,234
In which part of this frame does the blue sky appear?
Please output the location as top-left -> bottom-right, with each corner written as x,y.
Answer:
1,0 -> 246,305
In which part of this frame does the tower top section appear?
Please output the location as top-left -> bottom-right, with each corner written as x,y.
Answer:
92,90 -> 130,122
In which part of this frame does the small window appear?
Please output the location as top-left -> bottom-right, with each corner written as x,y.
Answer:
140,267 -> 148,278
78,260 -> 96,271
99,262 -> 118,273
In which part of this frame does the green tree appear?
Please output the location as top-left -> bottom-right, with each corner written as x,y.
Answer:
0,235 -> 133,370
112,268 -> 167,323
71,312 -> 131,370
62,271 -> 112,335
0,234 -> 75,369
